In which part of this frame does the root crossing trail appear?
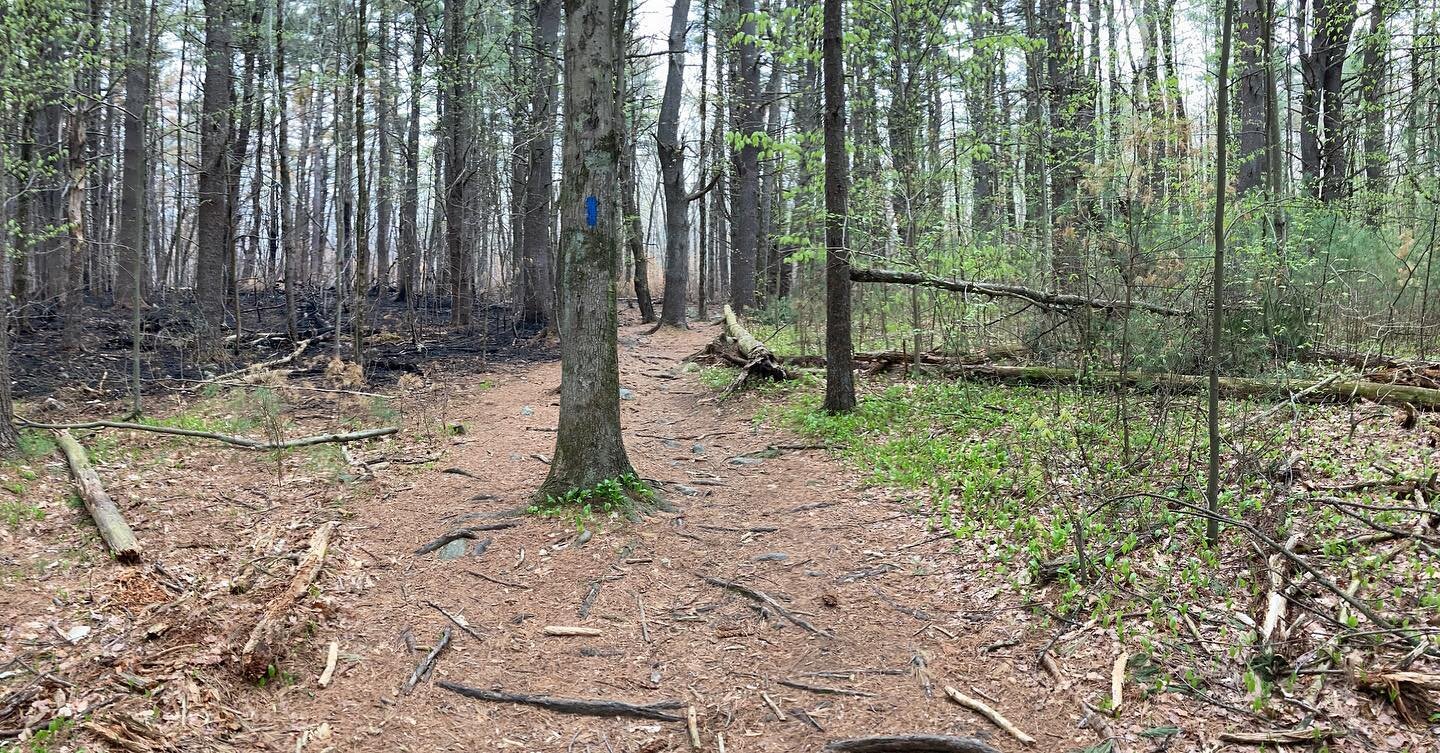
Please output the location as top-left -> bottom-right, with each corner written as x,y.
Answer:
255,321 -> 1084,751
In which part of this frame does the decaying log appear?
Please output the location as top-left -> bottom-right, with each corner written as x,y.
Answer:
700,575 -> 833,637
823,735 -> 1002,753
22,418 -> 398,451
402,628 -> 451,695
54,430 -> 141,563
437,681 -> 686,721
1259,534 -> 1302,647
720,305 -> 790,383
851,267 -> 1186,317
781,344 -> 1029,370
238,521 -> 338,676
921,365 -> 1440,411
943,685 -> 1035,745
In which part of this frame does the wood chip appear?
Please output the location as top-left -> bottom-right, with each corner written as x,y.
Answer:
317,641 -> 339,688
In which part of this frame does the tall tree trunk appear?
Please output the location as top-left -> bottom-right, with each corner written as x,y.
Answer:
196,0 -> 232,337
375,0 -> 394,292
541,0 -> 637,497
728,0 -> 761,311
656,0 -> 691,327
621,118 -> 654,322
397,0 -> 424,302
1234,0 -> 1270,196
442,0 -> 472,325
1208,0 -> 1235,544
822,0 -> 854,413
352,0 -> 371,361
519,0 -> 560,328
275,0 -> 299,339
116,0 -> 150,309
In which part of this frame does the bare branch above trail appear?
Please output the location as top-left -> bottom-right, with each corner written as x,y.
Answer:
850,267 -> 1187,317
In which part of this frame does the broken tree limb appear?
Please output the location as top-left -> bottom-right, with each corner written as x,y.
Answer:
699,574 -> 833,637
850,267 -> 1186,317
401,628 -> 452,695
782,344 -> 1029,370
1259,533 -> 1302,647
823,735 -> 1002,753
437,681 -> 686,721
54,430 -> 142,563
413,523 -> 518,555
20,417 -> 398,451
238,521 -> 338,676
942,686 -> 1036,745
912,365 -> 1440,411
720,305 -> 790,383
206,336 -> 316,385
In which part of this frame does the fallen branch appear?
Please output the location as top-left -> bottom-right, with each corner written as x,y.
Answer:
53,430 -> 141,563
21,417 -> 398,451
1218,727 -> 1336,745
700,575 -> 833,637
1259,533 -> 1302,647
851,267 -> 1186,317
414,523 -> 518,555
542,625 -> 604,637
908,365 -> 1440,411
823,735 -> 1002,753
437,681 -> 686,721
206,336 -> 316,384
943,685 -> 1035,745
776,679 -> 876,697
401,628 -> 451,695
238,521 -> 338,676
317,641 -> 339,688
426,601 -> 483,641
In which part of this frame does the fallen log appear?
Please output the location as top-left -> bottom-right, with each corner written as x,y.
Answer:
1218,726 -> 1336,745
54,430 -> 142,563
851,267 -> 1186,317
437,681 -> 686,721
721,305 -> 789,383
921,365 -> 1440,411
238,521 -> 338,676
782,344 -> 1029,370
20,418 -> 397,451
823,735 -> 1002,753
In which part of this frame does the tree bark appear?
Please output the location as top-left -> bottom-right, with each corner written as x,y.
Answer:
197,0 -> 233,337
822,0 -> 854,413
115,0 -> 150,309
656,0 -> 692,327
728,0 -> 761,311
540,0 -> 637,497
519,0 -> 561,329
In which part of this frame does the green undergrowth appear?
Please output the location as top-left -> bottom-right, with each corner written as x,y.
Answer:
528,472 -> 658,531
715,370 -> 1440,717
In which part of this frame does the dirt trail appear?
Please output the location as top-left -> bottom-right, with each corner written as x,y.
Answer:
247,321 -> 1086,752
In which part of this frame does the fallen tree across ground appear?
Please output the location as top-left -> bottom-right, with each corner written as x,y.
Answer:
717,304 -> 790,385
851,267 -> 1187,317
924,364 -> 1440,410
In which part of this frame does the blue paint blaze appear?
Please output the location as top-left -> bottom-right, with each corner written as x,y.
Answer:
585,196 -> 599,228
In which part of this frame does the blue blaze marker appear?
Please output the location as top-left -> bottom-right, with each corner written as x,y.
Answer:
585,195 -> 599,228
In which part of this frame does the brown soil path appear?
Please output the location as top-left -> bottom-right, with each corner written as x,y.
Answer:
248,320 -> 1090,752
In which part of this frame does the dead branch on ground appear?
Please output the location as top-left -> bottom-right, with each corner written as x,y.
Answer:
54,430 -> 141,563
437,681 -> 686,721
237,521 -> 338,676
21,417 -> 398,451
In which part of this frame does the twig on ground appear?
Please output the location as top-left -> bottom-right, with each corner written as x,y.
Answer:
426,601 -> 483,641
699,575 -> 833,637
401,628 -> 452,695
776,679 -> 876,697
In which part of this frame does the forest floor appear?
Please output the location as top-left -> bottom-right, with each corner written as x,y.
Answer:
3,309 -> 1439,752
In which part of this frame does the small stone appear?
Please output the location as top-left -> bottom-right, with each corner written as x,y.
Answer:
64,625 -> 91,643
437,539 -> 467,560
728,456 -> 764,466
520,406 -> 535,416
753,552 -> 789,562
662,439 -> 682,450
674,485 -> 701,496
690,444 -> 705,454
619,388 -> 636,401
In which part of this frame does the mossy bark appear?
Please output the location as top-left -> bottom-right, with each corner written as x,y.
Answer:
539,0 -> 636,499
